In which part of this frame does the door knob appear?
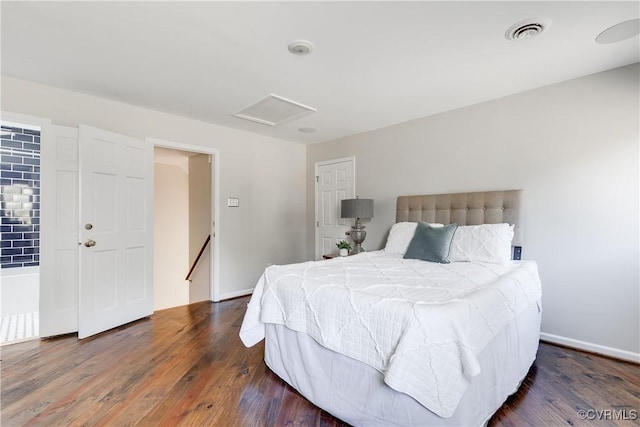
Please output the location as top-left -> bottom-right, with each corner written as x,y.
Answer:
84,239 -> 97,247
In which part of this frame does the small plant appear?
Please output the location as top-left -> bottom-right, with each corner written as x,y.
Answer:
336,241 -> 352,250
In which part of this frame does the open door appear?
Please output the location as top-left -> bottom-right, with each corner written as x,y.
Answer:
40,124 -> 79,337
78,125 -> 153,339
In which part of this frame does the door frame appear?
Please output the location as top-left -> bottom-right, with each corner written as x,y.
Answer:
314,156 -> 355,260
0,112 -> 51,128
147,138 -> 221,302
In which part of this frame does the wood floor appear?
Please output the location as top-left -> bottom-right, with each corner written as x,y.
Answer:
1,297 -> 638,426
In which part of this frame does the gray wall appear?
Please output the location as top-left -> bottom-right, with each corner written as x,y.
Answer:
307,64 -> 640,359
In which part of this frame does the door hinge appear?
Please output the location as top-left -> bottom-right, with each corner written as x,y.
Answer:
316,221 -> 319,227
315,176 -> 319,183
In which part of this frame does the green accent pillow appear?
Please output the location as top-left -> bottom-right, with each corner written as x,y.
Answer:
404,222 -> 458,263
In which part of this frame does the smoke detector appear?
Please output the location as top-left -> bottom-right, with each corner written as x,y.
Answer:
505,18 -> 552,41
288,40 -> 314,55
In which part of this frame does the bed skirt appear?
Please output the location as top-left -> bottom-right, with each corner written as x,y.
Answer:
264,300 -> 541,427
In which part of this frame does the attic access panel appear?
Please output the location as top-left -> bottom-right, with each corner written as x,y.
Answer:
233,94 -> 316,127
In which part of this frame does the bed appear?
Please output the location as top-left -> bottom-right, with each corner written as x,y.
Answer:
240,190 -> 542,426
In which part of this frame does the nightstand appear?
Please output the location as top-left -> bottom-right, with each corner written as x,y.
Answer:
322,254 -> 351,259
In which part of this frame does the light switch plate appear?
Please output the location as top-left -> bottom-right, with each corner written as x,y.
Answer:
227,197 -> 239,207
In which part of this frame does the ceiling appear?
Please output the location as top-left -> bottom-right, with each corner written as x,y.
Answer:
1,1 -> 638,145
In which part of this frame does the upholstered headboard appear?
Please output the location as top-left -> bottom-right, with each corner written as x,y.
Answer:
396,190 -> 524,247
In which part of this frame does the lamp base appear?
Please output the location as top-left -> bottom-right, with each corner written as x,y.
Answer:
349,219 -> 367,254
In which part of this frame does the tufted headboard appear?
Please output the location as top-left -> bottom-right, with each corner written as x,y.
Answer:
396,190 -> 524,247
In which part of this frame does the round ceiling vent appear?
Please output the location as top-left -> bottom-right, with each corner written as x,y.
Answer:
288,40 -> 314,55
596,19 -> 640,44
505,18 -> 552,41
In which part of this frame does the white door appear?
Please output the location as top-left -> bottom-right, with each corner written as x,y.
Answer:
40,125 -> 79,337
78,125 -> 153,339
315,157 -> 355,259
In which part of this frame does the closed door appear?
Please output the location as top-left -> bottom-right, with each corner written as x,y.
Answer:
315,158 -> 354,259
78,125 -> 153,339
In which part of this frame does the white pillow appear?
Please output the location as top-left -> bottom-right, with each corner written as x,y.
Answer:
448,223 -> 514,263
384,222 -> 443,254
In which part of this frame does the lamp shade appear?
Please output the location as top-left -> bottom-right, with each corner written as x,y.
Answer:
341,198 -> 374,219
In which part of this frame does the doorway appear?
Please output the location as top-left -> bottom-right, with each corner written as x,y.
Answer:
39,129 -> 218,337
0,120 -> 42,344
6,118 -> 220,341
153,146 -> 215,309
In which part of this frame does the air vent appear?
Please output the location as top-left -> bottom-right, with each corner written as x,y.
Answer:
596,19 -> 640,44
233,94 -> 317,127
506,18 -> 551,41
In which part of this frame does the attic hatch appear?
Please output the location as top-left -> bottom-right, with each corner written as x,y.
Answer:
233,94 -> 317,127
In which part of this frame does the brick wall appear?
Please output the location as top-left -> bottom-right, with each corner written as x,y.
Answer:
1,124 -> 40,269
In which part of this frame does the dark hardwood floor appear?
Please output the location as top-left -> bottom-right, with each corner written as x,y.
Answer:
1,297 -> 638,426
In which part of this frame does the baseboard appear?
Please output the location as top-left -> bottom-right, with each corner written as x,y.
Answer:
217,288 -> 254,302
540,332 -> 640,363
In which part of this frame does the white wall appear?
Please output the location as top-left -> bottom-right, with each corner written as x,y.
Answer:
2,76 -> 308,300
189,245 -> 211,304
188,153 -> 212,304
307,64 -> 640,361
1,267 -> 39,315
153,151 -> 190,310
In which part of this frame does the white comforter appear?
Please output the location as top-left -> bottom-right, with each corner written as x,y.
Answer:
239,251 -> 542,418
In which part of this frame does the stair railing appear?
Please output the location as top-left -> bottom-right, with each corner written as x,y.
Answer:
185,235 -> 211,281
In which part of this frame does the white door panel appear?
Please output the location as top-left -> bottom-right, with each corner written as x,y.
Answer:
40,125 -> 79,337
78,125 -> 153,339
315,158 -> 354,259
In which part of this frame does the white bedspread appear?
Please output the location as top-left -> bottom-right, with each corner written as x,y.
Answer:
239,251 -> 542,418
